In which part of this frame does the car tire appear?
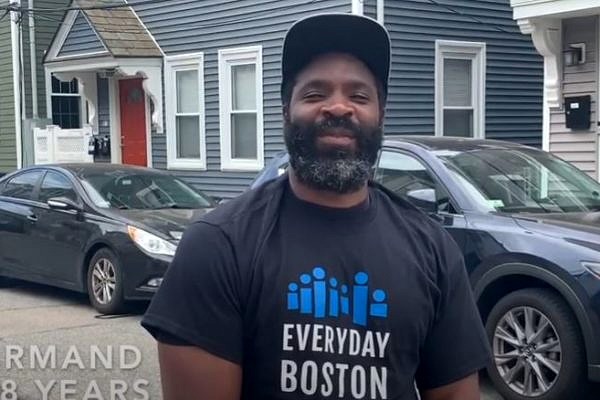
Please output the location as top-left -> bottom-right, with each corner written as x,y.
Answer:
485,288 -> 587,400
87,248 -> 127,315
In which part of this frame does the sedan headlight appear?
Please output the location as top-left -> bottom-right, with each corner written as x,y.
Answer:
127,226 -> 177,257
581,261 -> 600,279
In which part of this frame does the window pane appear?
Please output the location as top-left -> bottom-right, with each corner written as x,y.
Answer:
444,109 -> 473,137
444,59 -> 471,107
231,113 -> 257,159
375,151 -> 450,212
39,172 -> 77,203
176,70 -> 199,114
52,76 -> 78,94
51,96 -> 81,129
1,171 -> 43,200
232,64 -> 256,110
176,116 -> 200,158
52,76 -> 60,93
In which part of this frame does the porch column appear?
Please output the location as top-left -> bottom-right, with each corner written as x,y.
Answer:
518,18 -> 562,151
518,18 -> 562,108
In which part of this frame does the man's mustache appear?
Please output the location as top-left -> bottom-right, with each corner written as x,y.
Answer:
314,117 -> 362,138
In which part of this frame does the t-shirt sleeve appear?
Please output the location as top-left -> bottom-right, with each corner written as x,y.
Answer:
415,229 -> 492,389
141,221 -> 243,364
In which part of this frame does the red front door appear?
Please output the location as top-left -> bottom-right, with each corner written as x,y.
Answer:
119,78 -> 147,166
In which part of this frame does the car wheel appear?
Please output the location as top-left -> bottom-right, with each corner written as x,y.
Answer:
486,288 -> 587,400
87,248 -> 126,315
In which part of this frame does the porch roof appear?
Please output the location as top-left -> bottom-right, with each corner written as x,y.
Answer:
76,0 -> 162,58
44,0 -> 162,63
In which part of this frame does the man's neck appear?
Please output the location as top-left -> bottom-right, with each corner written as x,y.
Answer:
288,169 -> 369,209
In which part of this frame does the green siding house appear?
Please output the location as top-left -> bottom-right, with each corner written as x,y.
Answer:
0,0 -> 69,174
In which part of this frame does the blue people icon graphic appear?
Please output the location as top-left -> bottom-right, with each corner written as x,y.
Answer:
286,266 -> 388,326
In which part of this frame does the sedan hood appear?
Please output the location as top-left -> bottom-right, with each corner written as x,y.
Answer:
106,208 -> 213,240
514,212 -> 600,251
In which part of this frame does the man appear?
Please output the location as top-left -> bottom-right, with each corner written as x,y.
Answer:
142,13 -> 491,400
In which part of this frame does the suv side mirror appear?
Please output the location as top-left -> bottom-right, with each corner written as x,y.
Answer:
406,188 -> 437,213
47,197 -> 83,211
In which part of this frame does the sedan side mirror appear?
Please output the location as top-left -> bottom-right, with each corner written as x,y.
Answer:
47,197 -> 83,211
406,188 -> 437,214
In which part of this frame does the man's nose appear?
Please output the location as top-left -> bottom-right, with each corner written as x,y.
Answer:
321,96 -> 354,119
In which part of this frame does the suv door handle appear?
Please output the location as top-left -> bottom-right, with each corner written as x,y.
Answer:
27,214 -> 38,222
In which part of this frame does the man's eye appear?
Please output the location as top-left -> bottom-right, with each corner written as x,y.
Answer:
352,93 -> 370,102
303,92 -> 324,100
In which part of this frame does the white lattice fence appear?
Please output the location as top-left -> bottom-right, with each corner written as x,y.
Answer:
34,125 -> 94,164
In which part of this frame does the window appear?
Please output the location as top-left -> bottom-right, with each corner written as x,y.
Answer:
0,171 -> 43,200
51,76 -> 82,129
375,150 -> 453,213
218,46 -> 264,171
435,41 -> 486,138
165,53 -> 206,170
38,171 -> 78,204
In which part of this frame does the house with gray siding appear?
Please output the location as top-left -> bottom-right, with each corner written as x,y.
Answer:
511,0 -> 600,180
43,0 -> 543,199
0,0 -> 69,174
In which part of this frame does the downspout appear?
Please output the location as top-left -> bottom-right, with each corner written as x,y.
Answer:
10,0 -> 22,169
29,0 -> 37,119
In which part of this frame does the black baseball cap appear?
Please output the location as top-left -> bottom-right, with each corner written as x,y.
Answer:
281,13 -> 391,101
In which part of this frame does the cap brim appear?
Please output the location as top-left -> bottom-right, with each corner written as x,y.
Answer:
282,13 -> 390,96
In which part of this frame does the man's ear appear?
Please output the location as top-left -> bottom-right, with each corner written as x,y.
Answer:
283,105 -> 290,123
379,108 -> 386,128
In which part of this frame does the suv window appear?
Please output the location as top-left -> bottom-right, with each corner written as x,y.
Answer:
39,171 -> 78,204
375,150 -> 453,213
0,170 -> 43,200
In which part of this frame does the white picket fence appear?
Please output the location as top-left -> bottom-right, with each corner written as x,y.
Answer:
33,125 -> 94,164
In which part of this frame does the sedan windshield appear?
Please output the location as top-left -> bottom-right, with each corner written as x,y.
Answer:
437,148 -> 600,213
80,172 -> 214,210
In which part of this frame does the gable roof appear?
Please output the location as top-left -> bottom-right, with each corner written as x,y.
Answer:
58,10 -> 108,58
46,0 -> 162,62
77,0 -> 162,58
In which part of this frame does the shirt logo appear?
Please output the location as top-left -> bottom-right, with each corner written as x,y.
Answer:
287,267 -> 388,326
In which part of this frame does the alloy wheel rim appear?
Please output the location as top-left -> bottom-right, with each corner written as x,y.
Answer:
91,258 -> 116,305
493,306 -> 562,397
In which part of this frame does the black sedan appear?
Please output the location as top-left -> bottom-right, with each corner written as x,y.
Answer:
0,164 -> 214,314
252,137 -> 600,400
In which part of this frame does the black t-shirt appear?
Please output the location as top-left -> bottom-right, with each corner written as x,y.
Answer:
141,175 -> 491,399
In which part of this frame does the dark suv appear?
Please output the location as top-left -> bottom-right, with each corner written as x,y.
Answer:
251,136 -> 600,400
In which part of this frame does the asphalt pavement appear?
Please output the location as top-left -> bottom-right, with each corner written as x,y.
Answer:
0,279 -> 503,400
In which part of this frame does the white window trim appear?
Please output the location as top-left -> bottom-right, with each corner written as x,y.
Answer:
435,40 -> 486,138
218,45 -> 264,172
164,53 -> 207,170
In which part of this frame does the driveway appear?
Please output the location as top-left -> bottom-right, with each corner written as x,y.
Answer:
0,279 -> 503,399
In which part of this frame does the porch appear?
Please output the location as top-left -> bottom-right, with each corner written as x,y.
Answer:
41,0 -> 163,168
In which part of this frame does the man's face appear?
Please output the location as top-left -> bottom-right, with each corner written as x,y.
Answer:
284,53 -> 384,194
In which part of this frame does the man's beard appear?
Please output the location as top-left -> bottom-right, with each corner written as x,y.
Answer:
283,116 -> 383,194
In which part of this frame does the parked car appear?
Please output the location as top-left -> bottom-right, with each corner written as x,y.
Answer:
0,164 -> 215,314
252,136 -> 600,400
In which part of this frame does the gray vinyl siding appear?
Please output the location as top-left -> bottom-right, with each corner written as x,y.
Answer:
97,76 -> 110,137
384,0 -> 543,146
57,11 -> 108,58
130,0 -> 352,199
549,16 -> 598,178
0,0 -> 16,172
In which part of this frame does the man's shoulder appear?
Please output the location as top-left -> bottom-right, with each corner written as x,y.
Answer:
197,176 -> 286,230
